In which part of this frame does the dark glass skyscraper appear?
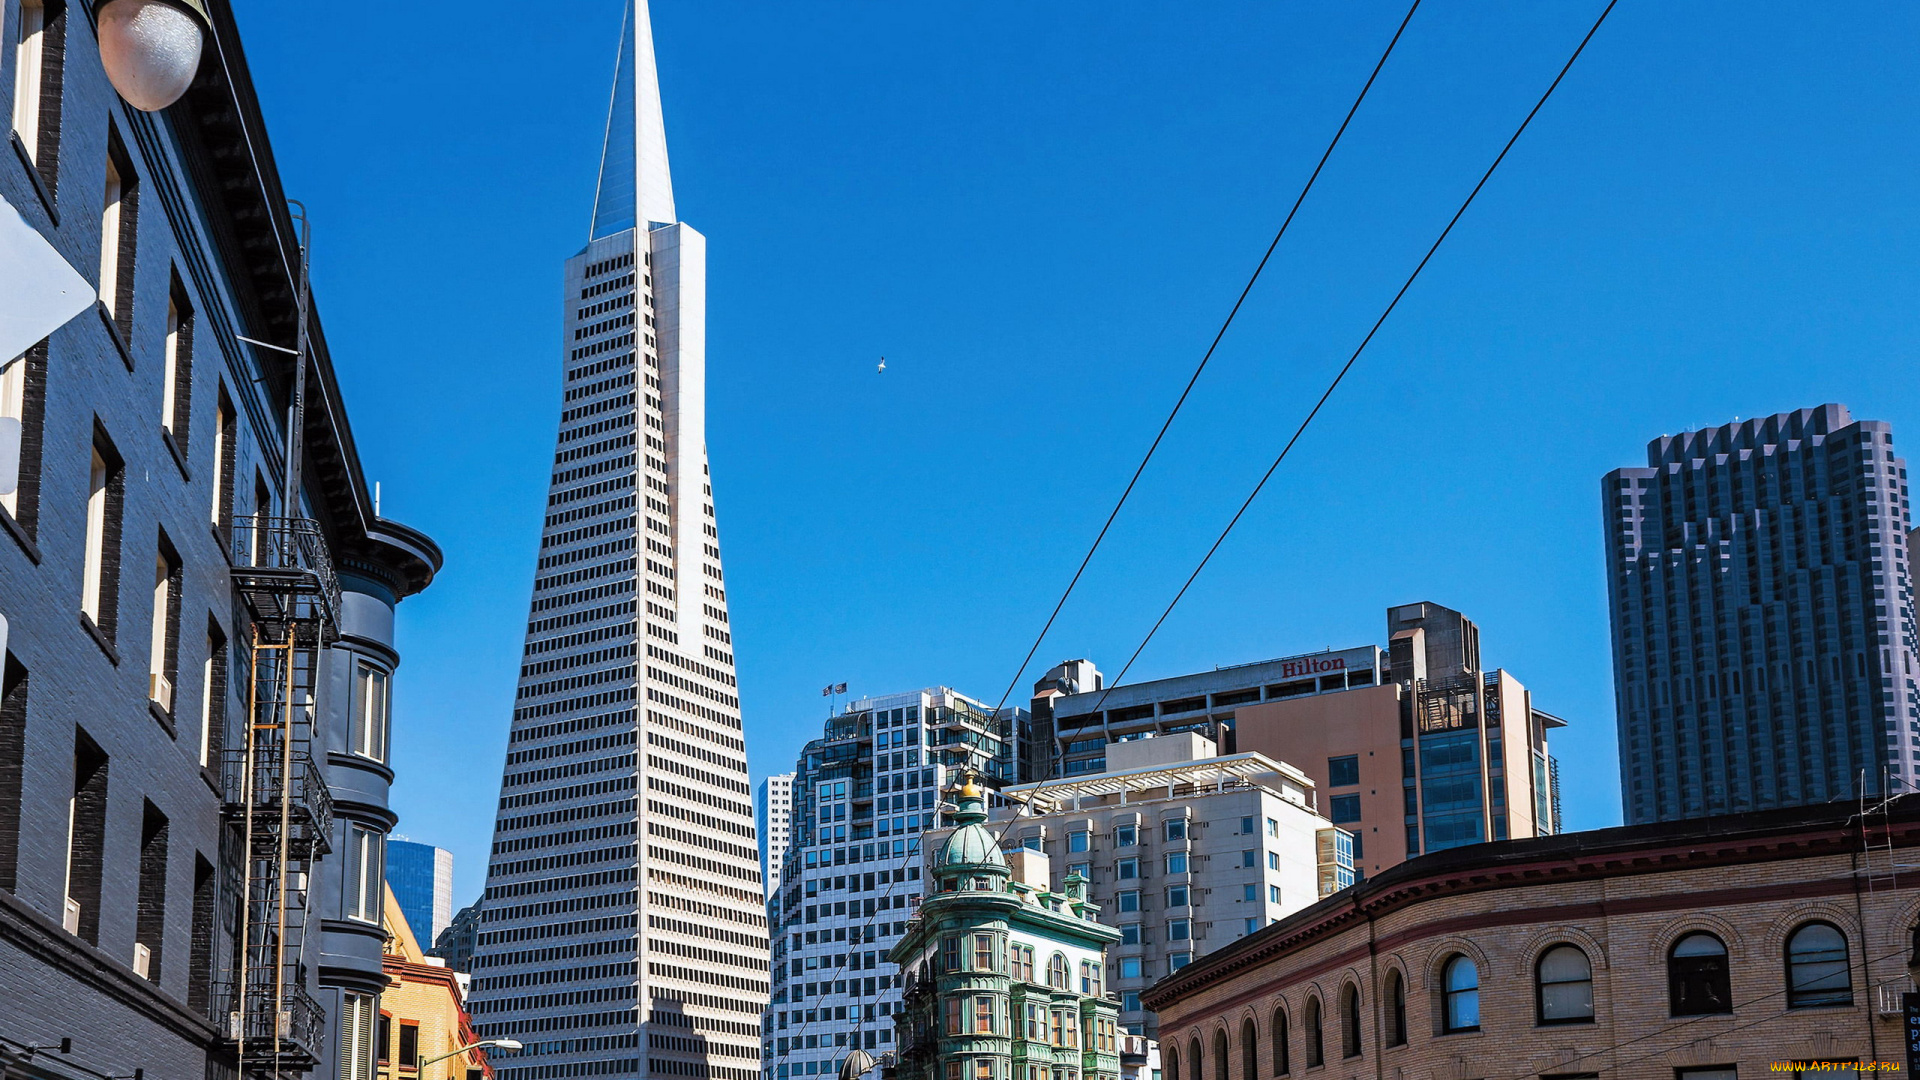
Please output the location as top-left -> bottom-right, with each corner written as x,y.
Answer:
1604,405 -> 1917,823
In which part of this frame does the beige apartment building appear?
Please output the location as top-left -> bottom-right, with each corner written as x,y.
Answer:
964,735 -> 1353,1039
1037,602 -> 1567,882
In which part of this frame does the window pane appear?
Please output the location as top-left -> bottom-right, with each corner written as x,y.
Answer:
1787,924 -> 1852,1007
1327,755 -> 1359,787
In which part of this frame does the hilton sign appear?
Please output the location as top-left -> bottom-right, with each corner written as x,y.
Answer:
1278,656 -> 1347,680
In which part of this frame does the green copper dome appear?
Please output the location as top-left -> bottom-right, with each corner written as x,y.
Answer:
932,776 -> 1008,877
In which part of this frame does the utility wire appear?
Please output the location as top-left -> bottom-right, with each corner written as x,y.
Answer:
1072,0 -> 1619,724
985,0 -> 1426,721
775,7 -> 1429,1058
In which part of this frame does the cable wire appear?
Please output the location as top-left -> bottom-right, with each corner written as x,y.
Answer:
984,0 -> 1426,722
1070,0 -> 1618,725
772,9 -> 1430,1058
983,0 -> 1616,862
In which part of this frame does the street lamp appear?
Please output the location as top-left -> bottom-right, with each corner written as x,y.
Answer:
418,1038 -> 523,1077
96,0 -> 211,111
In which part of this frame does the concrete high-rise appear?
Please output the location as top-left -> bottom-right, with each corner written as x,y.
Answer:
1038,602 -> 1565,880
765,688 -> 1025,1080
387,840 -> 455,947
469,3 -> 768,1076
759,773 -> 794,904
1604,405 -> 1918,823
984,734 -> 1348,1039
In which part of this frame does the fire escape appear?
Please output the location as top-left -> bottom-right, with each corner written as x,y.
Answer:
218,514 -> 340,1075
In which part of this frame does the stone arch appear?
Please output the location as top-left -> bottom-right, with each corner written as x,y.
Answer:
1419,936 -> 1491,990
1645,911 -> 1744,966
1267,996 -> 1292,1075
1337,978 -> 1364,1059
1760,902 -> 1860,958
1518,923 -> 1609,971
1378,962 -> 1409,1047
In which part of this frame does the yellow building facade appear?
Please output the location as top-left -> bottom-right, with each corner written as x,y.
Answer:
379,885 -> 493,1080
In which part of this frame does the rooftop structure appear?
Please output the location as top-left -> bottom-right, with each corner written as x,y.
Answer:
887,780 -> 1124,1080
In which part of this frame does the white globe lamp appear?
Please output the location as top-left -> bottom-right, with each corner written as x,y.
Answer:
96,0 -> 210,112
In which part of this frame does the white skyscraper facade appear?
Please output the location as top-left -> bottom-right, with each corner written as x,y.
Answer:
766,688 -> 1026,1080
760,773 -> 795,903
470,4 -> 768,1077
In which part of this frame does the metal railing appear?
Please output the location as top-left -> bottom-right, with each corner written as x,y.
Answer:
229,515 -> 343,629
221,746 -> 334,858
216,981 -> 326,1065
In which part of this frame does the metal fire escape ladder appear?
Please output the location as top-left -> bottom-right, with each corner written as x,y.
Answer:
220,516 -> 340,1075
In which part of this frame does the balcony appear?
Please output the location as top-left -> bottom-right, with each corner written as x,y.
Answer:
221,747 -> 334,859
216,981 -> 325,1070
229,516 -> 342,635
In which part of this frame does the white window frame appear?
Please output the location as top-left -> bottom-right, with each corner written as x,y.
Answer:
11,0 -> 44,159
345,824 -> 382,923
0,353 -> 26,518
100,156 -> 124,316
147,550 -> 171,709
350,661 -> 390,762
198,650 -> 214,768
160,296 -> 181,434
338,991 -> 377,1080
81,448 -> 108,623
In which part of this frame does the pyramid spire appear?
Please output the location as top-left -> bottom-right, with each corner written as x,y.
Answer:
590,0 -> 676,238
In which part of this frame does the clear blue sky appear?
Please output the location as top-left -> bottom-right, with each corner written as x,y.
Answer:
233,2 -> 1920,905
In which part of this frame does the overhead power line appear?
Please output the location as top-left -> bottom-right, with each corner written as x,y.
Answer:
774,3 -> 1428,1058
985,0 -> 1427,720
1077,0 -> 1620,715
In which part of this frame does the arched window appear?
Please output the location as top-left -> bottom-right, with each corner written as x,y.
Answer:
1340,985 -> 1361,1058
1241,1019 -> 1257,1080
1304,997 -> 1323,1068
1441,955 -> 1480,1033
1785,922 -> 1852,1008
1536,945 -> 1595,1024
1190,1037 -> 1204,1080
1213,1029 -> 1228,1080
1047,953 -> 1070,989
1271,1007 -> 1289,1075
1384,970 -> 1407,1047
1167,1046 -> 1181,1080
1668,933 -> 1731,1016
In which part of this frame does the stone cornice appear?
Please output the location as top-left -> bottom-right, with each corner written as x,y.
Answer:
1144,798 -> 1919,1013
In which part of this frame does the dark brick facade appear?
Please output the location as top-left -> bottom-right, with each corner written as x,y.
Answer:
0,2 -> 440,1077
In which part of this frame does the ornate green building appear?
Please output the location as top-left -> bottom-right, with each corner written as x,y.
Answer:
889,779 -> 1122,1080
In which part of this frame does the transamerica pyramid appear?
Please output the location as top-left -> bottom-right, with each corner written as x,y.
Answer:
470,3 -> 769,1075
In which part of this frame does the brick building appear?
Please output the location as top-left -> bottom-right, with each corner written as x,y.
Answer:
1,1 -> 439,1077
378,885 -> 493,1080
1143,798 -> 1918,1080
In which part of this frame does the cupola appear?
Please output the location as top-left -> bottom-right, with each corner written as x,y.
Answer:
931,774 -> 1009,889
